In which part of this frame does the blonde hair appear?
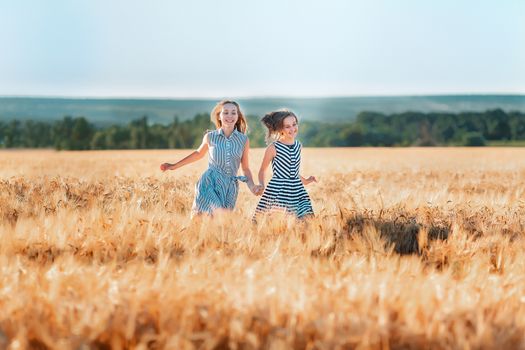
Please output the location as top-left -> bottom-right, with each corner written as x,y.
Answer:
210,100 -> 247,134
261,109 -> 298,143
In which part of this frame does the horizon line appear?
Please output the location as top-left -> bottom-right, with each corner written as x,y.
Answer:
0,92 -> 524,100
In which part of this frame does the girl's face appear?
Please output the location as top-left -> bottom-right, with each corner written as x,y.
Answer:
219,103 -> 238,128
281,116 -> 298,139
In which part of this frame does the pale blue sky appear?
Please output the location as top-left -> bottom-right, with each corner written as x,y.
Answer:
0,0 -> 524,97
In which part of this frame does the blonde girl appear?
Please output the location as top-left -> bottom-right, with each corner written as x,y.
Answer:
161,100 -> 261,217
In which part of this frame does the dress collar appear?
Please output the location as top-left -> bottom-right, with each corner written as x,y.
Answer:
218,128 -> 238,139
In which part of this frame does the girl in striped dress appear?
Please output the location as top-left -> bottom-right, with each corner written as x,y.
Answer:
254,110 -> 316,220
161,100 -> 261,217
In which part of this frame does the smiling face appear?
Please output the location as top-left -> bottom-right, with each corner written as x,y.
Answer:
219,103 -> 239,129
280,115 -> 298,140
210,100 -> 247,133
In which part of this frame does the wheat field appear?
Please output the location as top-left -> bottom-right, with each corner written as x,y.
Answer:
1,148 -> 525,349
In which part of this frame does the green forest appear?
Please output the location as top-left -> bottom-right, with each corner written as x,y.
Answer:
1,109 -> 524,149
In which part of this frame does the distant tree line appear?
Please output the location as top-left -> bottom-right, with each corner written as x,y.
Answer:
0,109 -> 524,149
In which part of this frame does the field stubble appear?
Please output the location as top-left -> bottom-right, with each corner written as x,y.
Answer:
1,148 -> 525,349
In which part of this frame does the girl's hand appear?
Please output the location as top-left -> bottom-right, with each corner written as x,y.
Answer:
160,163 -> 171,172
253,184 -> 264,196
305,176 -> 317,185
250,184 -> 264,196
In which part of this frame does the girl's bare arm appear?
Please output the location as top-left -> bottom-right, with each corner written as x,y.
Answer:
240,138 -> 256,189
258,144 -> 276,187
161,133 -> 209,171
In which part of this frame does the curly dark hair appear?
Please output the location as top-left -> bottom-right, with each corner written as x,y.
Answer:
260,109 -> 298,144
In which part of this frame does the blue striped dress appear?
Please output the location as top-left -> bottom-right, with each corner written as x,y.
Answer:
254,140 -> 314,219
191,128 -> 248,216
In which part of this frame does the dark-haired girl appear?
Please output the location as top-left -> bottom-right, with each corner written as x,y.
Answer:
253,109 -> 316,220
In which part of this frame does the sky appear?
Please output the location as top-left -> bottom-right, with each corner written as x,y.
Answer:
0,0 -> 524,98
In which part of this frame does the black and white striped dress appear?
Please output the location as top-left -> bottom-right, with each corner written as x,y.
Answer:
254,140 -> 314,219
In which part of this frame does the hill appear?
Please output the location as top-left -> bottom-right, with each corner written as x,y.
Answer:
0,95 -> 524,125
